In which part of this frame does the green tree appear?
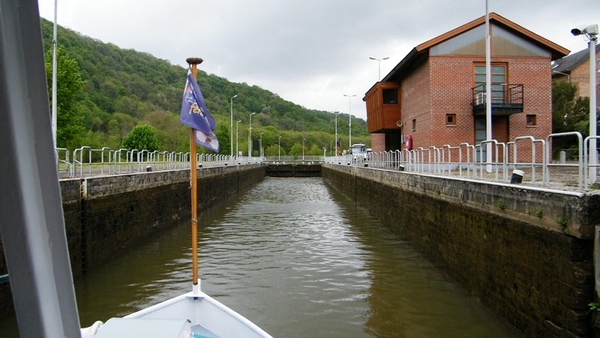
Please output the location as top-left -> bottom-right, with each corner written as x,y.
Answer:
214,124 -> 230,155
552,81 -> 578,134
45,46 -> 85,148
122,124 -> 159,151
552,80 -> 595,158
289,143 -> 304,156
309,144 -> 323,156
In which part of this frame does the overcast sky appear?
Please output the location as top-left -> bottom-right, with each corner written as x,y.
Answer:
38,0 -> 598,120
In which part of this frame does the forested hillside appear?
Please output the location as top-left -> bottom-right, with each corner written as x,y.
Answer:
39,18 -> 369,156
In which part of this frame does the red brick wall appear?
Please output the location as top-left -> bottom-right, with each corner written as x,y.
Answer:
400,59 -> 432,150
371,133 -> 386,152
505,57 -> 553,162
429,56 -> 476,148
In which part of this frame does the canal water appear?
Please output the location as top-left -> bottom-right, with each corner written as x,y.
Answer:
0,177 -> 519,337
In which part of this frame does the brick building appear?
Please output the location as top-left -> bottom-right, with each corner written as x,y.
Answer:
364,13 -> 569,155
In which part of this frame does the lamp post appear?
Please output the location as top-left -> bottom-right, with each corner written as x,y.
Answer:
236,120 -> 241,157
344,94 -> 356,148
260,132 -> 264,158
334,112 -> 339,155
230,94 -> 237,156
248,112 -> 255,158
485,0 -> 493,172
571,24 -> 598,184
278,136 -> 282,160
303,138 -> 306,161
369,56 -> 389,81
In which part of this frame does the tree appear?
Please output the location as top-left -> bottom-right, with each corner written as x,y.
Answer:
289,143 -> 303,156
551,80 -> 595,159
45,46 -> 85,148
122,124 -> 159,151
552,81 -> 578,134
214,124 -> 230,155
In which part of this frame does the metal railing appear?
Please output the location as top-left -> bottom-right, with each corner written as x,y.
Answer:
58,133 -> 597,191
324,132 -> 596,191
263,156 -> 324,163
58,146 -> 264,178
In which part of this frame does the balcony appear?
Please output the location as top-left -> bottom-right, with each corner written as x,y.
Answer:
472,84 -> 523,116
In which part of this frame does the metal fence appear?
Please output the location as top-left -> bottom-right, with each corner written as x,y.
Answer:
56,146 -> 264,179
263,156 -> 324,163
324,132 -> 598,191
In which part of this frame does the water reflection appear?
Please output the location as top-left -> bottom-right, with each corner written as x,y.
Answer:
0,177 -> 519,338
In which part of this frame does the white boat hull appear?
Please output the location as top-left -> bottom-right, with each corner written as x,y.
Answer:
84,282 -> 272,338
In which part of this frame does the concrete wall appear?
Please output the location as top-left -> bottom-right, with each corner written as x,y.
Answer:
0,165 -> 264,317
322,163 -> 599,337
77,165 -> 264,273
265,164 -> 321,177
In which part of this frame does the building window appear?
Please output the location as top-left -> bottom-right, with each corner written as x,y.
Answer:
446,114 -> 456,126
411,119 -> 416,131
526,114 -> 537,126
474,63 -> 507,103
382,88 -> 398,104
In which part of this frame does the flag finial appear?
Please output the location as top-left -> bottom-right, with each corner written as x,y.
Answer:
186,57 -> 203,65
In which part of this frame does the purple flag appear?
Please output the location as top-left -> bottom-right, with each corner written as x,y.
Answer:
180,71 -> 219,152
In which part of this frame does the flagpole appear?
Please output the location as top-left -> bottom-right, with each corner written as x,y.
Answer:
186,57 -> 203,289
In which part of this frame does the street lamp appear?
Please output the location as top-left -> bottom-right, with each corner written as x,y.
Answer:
344,94 -> 356,148
572,24 -> 598,184
303,138 -> 306,160
260,132 -> 264,158
369,56 -> 389,81
230,94 -> 237,156
248,112 -> 255,158
278,135 -> 282,160
334,111 -> 339,155
236,120 -> 241,157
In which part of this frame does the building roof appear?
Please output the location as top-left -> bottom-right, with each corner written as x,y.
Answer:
552,43 -> 600,75
381,12 -> 570,83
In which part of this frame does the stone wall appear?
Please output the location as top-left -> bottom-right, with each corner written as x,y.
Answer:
0,165 -> 264,317
322,164 -> 599,337
78,165 -> 264,272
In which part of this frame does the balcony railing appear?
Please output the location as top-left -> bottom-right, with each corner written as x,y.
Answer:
472,83 -> 524,115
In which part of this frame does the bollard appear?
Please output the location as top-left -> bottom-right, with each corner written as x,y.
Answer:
398,165 -> 405,171
146,166 -> 152,172
510,169 -> 524,184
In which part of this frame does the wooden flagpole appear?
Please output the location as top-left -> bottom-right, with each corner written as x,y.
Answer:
186,57 -> 203,287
